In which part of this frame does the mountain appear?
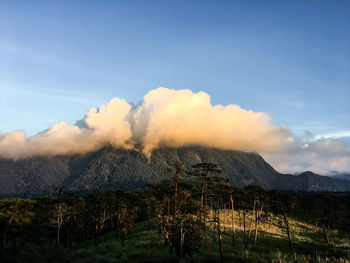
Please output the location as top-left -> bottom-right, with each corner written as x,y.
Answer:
275,171 -> 350,192
325,171 -> 350,181
1,146 -> 350,197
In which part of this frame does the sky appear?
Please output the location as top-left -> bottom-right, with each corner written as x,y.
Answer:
0,1 -> 349,173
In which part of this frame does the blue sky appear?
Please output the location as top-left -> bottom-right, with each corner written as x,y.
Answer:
0,0 -> 349,144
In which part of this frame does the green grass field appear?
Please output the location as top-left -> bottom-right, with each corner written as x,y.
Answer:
19,209 -> 350,263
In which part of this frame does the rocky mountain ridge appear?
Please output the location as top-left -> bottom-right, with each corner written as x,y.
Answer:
1,146 -> 350,197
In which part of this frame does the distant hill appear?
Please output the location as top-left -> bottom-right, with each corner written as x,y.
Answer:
275,171 -> 350,192
1,146 -> 350,197
325,172 -> 350,182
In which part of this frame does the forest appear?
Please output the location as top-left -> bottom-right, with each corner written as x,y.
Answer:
1,161 -> 350,263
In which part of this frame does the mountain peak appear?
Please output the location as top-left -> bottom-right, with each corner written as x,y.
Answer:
299,171 -> 318,177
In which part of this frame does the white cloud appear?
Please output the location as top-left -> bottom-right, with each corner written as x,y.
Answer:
313,130 -> 350,140
0,87 -> 349,174
262,138 -> 350,174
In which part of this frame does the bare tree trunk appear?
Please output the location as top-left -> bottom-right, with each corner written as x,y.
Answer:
57,226 -> 60,247
201,178 -> 206,209
329,234 -> 337,254
165,199 -> 170,246
323,225 -> 337,253
243,209 -> 246,244
323,225 -> 331,245
205,190 -> 208,208
254,202 -> 263,249
173,181 -> 178,226
94,224 -> 99,249
121,228 -> 127,247
158,221 -> 162,242
56,205 -> 65,247
283,213 -> 293,248
239,210 -> 241,228
167,198 -> 171,219
115,213 -> 120,240
147,205 -> 152,229
171,181 -> 178,249
230,195 -> 235,247
156,207 -> 163,243
157,213 -> 171,246
246,199 -> 256,249
253,207 -> 258,249
179,223 -> 185,263
216,207 -> 224,263
223,203 -> 226,234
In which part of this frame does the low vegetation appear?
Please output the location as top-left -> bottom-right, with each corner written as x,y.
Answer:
1,161 -> 350,262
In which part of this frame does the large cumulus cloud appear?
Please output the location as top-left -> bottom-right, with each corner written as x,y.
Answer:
0,87 -> 349,174
132,88 -> 293,155
0,98 -> 132,158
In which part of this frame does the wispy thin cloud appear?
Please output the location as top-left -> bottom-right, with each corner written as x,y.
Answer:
313,131 -> 350,141
0,80 -> 104,106
0,40 -> 84,70
285,100 -> 304,110
0,40 -> 130,80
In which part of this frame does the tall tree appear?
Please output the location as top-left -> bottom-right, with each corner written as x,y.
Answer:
0,198 -> 35,263
269,191 -> 298,248
83,190 -> 115,248
206,169 -> 230,263
244,185 -> 266,249
165,160 -> 186,247
187,162 -> 223,209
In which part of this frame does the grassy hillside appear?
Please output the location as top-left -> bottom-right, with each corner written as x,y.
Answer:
19,210 -> 350,263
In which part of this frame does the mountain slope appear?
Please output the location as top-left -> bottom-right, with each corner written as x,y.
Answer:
1,146 -> 349,197
326,172 -> 350,182
275,171 -> 350,192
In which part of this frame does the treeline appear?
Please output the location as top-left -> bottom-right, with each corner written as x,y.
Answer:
1,162 -> 350,262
